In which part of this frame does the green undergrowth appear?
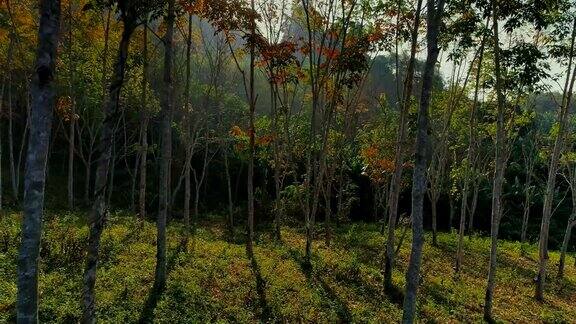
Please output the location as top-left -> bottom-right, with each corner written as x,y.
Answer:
0,211 -> 575,322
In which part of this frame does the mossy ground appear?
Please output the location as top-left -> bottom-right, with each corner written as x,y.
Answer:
0,211 -> 575,323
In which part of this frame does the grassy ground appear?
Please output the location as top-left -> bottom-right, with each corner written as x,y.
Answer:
0,211 -> 575,323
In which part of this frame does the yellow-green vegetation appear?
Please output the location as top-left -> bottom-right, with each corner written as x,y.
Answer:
1,212 -> 575,323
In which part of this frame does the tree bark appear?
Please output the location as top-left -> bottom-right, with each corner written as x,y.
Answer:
520,177 -> 532,242
183,13 -> 193,229
324,172 -> 332,246
469,176 -> 480,231
66,0 -> 75,209
7,36 -> 17,202
558,215 -> 576,278
402,1 -> 444,322
456,35 -> 485,271
384,0 -> 423,291
431,194 -> 438,245
107,137 -> 116,205
154,0 -> 175,293
247,0 -> 256,254
82,14 -> 135,323
138,21 -> 149,220
484,3 -> 509,320
535,16 -> 576,302
0,81 -> 5,210
84,151 -> 92,204
17,0 -> 60,322
223,145 -> 234,237
271,83 -> 282,241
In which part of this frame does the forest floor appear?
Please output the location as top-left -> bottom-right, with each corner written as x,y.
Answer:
0,211 -> 575,323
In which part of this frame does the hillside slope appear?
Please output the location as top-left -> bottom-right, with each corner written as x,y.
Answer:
0,212 -> 575,322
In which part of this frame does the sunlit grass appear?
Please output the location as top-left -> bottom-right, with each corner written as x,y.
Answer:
0,212 -> 574,322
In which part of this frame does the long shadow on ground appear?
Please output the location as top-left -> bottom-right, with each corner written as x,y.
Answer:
138,236 -> 188,324
246,245 -> 272,322
287,248 -> 353,322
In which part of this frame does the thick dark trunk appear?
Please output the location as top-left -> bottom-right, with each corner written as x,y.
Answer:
82,19 -> 134,324
402,1 -> 444,322
17,0 -> 60,322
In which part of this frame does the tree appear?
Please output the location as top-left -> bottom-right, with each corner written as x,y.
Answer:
139,19 -> 150,220
483,2 -> 510,319
559,153 -> 576,278
455,19 -> 488,272
16,0 -> 61,322
384,0 -> 423,291
154,0 -> 176,293
402,0 -> 445,322
520,121 -> 540,242
535,15 -> 576,301
81,1 -> 158,321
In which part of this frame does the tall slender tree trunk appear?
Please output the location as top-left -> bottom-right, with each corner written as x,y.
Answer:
183,13 -> 193,229
68,113 -> 75,208
520,183 -> 532,242
456,36 -> 485,271
82,9 -> 110,207
17,94 -> 31,198
0,81 -> 5,210
84,152 -> 91,204
402,2 -> 444,322
246,0 -> 256,254
184,148 -> 191,227
223,146 -> 234,237
82,17 -> 135,323
17,0 -> 60,321
139,21 -> 149,220
155,0 -> 175,295
200,146 -> 212,217
271,84 -> 282,241
130,145 -> 140,212
431,194 -> 438,245
337,166 -> 345,229
155,0 -> 175,293
325,175 -> 332,246
535,17 -> 576,302
384,0 -> 423,291
558,214 -> 576,278
8,38 -> 17,202
469,177 -> 479,231
67,0 -> 75,209
484,3 -> 508,320
107,138 -> 116,205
